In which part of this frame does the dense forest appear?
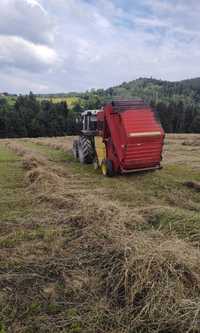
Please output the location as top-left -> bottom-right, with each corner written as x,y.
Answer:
0,77 -> 200,138
0,93 -> 73,138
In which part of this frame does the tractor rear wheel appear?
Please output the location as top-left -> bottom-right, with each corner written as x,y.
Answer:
72,139 -> 79,160
101,159 -> 115,177
78,136 -> 94,164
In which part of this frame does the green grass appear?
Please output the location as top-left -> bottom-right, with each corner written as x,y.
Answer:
0,145 -> 31,221
21,141 -> 68,162
142,206 -> 200,242
0,226 -> 66,248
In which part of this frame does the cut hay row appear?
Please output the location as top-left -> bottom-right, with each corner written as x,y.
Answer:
28,136 -> 75,153
2,138 -> 200,332
4,141 -> 62,192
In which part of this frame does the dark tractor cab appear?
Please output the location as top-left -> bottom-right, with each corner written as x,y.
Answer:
73,109 -> 100,164
81,110 -> 99,136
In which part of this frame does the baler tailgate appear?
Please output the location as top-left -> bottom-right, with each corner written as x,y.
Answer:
95,99 -> 165,175
123,139 -> 163,168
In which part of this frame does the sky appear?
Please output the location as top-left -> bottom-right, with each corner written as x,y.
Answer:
0,0 -> 200,93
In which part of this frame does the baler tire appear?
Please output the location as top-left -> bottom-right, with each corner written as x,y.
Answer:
101,159 -> 115,177
72,140 -> 79,160
78,136 -> 94,164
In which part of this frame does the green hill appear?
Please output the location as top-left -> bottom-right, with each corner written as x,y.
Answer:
100,77 -> 200,104
1,77 -> 200,137
69,77 -> 200,133
35,77 -> 200,109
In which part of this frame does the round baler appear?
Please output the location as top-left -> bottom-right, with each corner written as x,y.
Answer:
73,100 -> 165,176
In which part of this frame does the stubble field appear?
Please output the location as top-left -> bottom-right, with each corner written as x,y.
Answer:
0,134 -> 200,333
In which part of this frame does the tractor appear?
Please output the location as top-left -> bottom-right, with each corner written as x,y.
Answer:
73,99 -> 165,176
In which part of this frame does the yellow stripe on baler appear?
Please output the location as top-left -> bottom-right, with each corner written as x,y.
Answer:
129,131 -> 161,137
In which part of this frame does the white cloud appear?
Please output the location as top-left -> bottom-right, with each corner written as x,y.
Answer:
52,0 -> 200,88
0,0 -> 200,93
0,69 -> 50,93
134,17 -> 169,28
0,35 -> 58,71
26,0 -> 47,14
0,0 -> 54,44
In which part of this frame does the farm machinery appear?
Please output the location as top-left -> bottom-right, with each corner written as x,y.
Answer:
73,99 -> 165,176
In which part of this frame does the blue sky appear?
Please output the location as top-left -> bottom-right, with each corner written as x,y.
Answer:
0,0 -> 200,93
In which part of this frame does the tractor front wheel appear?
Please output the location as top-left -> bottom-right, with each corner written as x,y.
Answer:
101,159 -> 115,177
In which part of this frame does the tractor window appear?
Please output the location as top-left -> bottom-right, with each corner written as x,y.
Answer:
89,118 -> 97,131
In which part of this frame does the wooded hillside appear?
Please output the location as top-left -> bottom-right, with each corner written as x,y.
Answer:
75,77 -> 200,133
0,77 -> 200,138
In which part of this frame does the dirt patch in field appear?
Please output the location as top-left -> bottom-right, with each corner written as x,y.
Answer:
184,181 -> 200,192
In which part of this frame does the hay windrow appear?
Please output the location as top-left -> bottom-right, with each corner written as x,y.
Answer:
22,153 -> 46,170
3,141 -> 65,193
30,136 -> 76,153
97,234 -> 200,332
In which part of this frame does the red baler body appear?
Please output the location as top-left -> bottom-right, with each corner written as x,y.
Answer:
97,100 -> 165,173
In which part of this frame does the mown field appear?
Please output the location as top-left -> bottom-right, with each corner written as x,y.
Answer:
0,134 -> 200,333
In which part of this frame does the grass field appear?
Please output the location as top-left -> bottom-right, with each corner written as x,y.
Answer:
0,134 -> 200,333
0,95 -> 17,107
1,95 -> 81,108
36,96 -> 81,107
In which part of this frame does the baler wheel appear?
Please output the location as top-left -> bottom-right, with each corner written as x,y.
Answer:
78,136 -> 94,164
101,159 -> 114,177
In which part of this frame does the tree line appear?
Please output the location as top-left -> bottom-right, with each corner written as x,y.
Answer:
0,93 -> 80,138
152,100 -> 200,133
0,77 -> 200,138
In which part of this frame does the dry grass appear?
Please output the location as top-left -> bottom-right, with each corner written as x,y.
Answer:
0,134 -> 200,332
4,141 -> 64,192
29,136 -> 75,153
163,134 -> 200,168
182,139 -> 200,146
22,153 -> 46,170
97,234 -> 200,333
